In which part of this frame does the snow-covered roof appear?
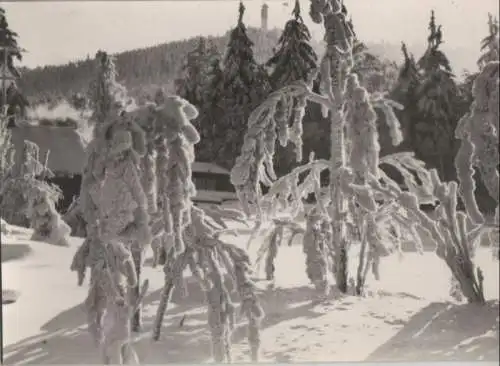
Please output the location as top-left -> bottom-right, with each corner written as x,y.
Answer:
9,124 -> 230,178
192,162 -> 230,175
10,126 -> 86,176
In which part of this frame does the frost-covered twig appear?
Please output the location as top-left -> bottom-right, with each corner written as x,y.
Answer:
454,61 -> 499,226
230,81 -> 332,218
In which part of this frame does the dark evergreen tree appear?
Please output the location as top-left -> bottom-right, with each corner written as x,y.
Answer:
175,37 -> 222,162
265,0 -> 318,175
175,37 -> 219,109
460,14 -> 499,114
217,1 -> 271,168
0,7 -> 22,77
0,7 -> 27,125
266,0 -> 317,89
390,42 -> 422,152
198,56 -> 226,162
414,10 -> 463,181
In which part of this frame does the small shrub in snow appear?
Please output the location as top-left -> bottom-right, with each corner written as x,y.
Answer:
0,139 -> 61,228
26,188 -> 71,246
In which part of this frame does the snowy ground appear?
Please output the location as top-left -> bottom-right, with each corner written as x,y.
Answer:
2,220 -> 499,364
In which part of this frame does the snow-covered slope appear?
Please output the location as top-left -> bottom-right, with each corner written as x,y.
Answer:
2,222 -> 498,364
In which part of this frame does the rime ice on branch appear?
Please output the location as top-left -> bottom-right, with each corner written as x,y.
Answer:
71,51 -> 151,362
150,94 -> 264,362
455,62 -> 499,225
0,138 -> 64,235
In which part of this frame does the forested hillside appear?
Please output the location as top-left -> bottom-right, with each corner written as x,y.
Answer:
18,27 -> 412,105
18,27 -> 284,103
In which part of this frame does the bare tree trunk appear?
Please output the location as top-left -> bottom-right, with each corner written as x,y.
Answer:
355,222 -> 368,296
131,249 -> 142,332
444,250 -> 485,304
329,110 -> 349,293
152,249 -> 191,341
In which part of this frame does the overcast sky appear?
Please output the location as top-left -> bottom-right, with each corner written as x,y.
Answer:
3,0 -> 499,72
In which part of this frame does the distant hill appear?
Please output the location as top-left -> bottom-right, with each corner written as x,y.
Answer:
17,26 -> 476,105
18,27 -> 282,103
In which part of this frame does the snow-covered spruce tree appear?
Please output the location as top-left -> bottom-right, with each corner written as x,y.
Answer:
477,14 -> 499,259
366,162 -> 494,303
254,0 -> 318,282
414,11 -> 463,182
99,111 -> 152,333
266,0 -> 318,89
113,95 -> 160,333
216,1 -> 272,168
267,0 -> 320,174
363,47 -> 498,303
149,93 -> 264,362
454,61 -> 499,263
357,27 -> 498,302
70,51 -> 151,356
231,0 -> 408,295
342,73 -> 402,295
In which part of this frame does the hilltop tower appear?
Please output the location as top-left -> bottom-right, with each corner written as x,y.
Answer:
261,3 -> 269,31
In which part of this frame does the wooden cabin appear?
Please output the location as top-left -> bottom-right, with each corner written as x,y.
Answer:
191,162 -> 237,205
9,123 -> 237,212
10,124 -> 86,212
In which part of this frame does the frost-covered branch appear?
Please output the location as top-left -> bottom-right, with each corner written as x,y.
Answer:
230,81 -> 332,218
147,94 -> 264,362
365,166 -> 495,303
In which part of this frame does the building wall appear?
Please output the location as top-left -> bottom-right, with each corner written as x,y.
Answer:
10,126 -> 86,176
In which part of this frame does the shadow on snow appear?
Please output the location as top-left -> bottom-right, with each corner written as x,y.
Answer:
2,274 -> 325,364
366,300 -> 499,362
